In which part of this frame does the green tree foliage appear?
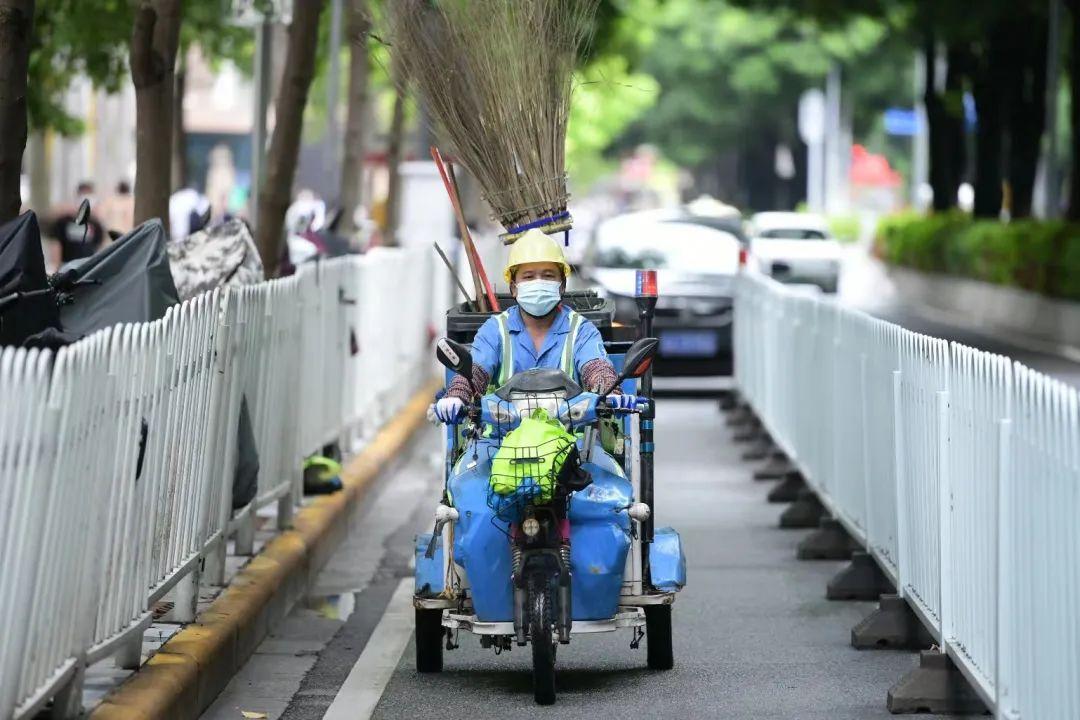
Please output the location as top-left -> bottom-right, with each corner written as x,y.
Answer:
29,1 -> 131,135
28,0 -> 252,136
630,1 -> 910,171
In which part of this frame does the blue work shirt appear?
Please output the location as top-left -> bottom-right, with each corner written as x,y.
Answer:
471,305 -> 608,384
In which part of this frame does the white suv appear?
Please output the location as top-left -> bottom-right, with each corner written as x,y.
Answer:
748,212 -> 841,293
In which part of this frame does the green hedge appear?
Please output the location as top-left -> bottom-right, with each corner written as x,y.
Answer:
874,213 -> 1080,302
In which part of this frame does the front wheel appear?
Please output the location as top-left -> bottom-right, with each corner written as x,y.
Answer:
415,608 -> 444,673
645,604 -> 674,670
529,575 -> 556,705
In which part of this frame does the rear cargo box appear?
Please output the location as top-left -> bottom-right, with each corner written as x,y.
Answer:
446,290 -> 633,343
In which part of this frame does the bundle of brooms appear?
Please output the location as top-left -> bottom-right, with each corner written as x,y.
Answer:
388,0 -> 601,246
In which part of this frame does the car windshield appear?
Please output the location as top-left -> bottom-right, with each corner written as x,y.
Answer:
593,222 -> 739,272
758,228 -> 828,240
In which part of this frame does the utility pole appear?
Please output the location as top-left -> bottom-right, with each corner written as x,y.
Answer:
824,64 -> 843,213
912,51 -> 929,210
799,88 -> 826,213
324,0 -> 344,199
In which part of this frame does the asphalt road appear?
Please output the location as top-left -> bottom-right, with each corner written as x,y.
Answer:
202,401 -> 921,720
839,247 -> 1080,387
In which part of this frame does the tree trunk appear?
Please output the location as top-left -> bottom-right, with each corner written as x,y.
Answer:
1069,0 -> 1080,219
943,45 -> 969,199
255,0 -> 326,275
338,0 -> 370,236
383,83 -> 406,247
130,0 -> 183,228
924,33 -> 967,213
923,33 -> 950,211
1006,11 -> 1049,219
28,129 -> 49,213
171,57 -> 187,192
972,30 -> 1006,218
0,1 -> 34,224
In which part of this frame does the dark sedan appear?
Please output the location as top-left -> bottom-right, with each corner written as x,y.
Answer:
583,212 -> 739,377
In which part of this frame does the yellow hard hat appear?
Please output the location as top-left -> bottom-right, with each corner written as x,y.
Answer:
503,228 -> 573,284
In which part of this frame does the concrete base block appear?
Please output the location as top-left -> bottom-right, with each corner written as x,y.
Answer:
767,472 -> 805,503
741,441 -> 773,461
779,488 -> 824,528
731,426 -> 764,443
887,650 -> 988,715
754,456 -> 795,481
852,594 -> 935,650
827,552 -> 894,600
797,517 -> 857,560
725,405 -> 755,427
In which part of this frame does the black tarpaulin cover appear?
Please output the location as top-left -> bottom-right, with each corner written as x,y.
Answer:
54,218 -> 179,337
0,212 -> 61,347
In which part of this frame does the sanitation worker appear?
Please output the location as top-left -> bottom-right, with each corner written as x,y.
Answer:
432,229 -> 643,423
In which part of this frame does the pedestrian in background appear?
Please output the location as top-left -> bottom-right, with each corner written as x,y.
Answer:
100,180 -> 135,236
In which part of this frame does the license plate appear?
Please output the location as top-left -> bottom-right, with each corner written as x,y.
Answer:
659,330 -> 718,357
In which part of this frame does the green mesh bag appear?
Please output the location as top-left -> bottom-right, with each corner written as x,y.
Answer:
490,410 -> 576,501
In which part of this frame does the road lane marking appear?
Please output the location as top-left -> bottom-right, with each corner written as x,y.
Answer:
322,578 -> 414,720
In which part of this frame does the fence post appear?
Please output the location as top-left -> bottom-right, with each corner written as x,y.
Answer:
994,417 -> 1013,718
115,634 -> 142,671
160,567 -> 201,624
860,352 -> 872,544
203,536 -> 227,587
937,389 -> 952,649
48,660 -> 85,719
277,493 -> 294,531
893,369 -> 907,599
235,512 -> 256,556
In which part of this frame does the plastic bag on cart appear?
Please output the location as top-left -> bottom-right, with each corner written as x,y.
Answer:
0,212 -> 61,346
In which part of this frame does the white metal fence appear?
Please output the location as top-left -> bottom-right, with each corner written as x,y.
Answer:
0,249 -> 439,720
735,271 -> 1080,718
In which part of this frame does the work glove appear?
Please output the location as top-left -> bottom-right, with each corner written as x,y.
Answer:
432,397 -> 466,424
605,394 -> 645,411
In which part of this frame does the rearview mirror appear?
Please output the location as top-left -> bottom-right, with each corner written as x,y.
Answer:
75,198 -> 91,226
436,337 -> 473,382
604,337 -> 659,394
622,337 -> 659,379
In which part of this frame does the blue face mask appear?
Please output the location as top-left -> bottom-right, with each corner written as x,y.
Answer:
515,279 -> 562,317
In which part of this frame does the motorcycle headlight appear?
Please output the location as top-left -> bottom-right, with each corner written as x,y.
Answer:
486,398 -> 518,425
562,396 -> 593,425
522,517 -> 540,537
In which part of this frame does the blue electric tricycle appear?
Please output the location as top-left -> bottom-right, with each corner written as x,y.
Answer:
414,309 -> 687,705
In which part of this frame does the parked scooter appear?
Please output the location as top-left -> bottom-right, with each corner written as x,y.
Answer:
416,335 -> 686,705
0,211 -> 61,346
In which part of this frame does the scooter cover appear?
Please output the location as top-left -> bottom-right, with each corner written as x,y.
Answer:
168,219 -> 264,301
0,212 -> 60,346
51,218 -> 179,338
167,219 -> 266,510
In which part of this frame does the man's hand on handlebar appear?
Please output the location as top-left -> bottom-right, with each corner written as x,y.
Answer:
604,394 -> 647,412
431,397 -> 467,424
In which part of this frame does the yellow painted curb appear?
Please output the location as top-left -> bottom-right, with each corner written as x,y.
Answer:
90,379 -> 442,720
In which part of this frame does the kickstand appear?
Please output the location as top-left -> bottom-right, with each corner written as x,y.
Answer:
630,626 -> 644,649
